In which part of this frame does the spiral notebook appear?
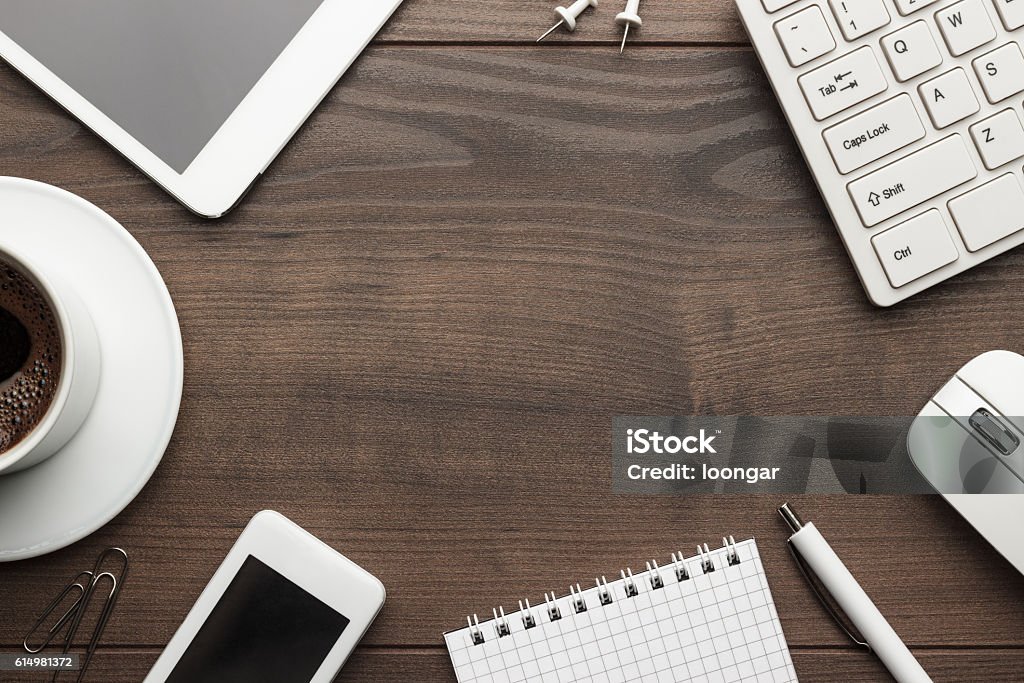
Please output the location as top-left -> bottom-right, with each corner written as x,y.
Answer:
444,537 -> 797,683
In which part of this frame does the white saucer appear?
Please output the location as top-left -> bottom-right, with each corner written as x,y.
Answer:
0,178 -> 183,561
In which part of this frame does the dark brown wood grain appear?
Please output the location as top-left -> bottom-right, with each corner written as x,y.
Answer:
379,1 -> 748,45
3,649 -> 1024,683
2,4 -> 1024,681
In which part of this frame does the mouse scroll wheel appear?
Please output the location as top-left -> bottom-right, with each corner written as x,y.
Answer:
969,408 -> 1020,456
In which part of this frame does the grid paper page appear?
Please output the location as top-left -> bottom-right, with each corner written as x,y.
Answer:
444,539 -> 797,683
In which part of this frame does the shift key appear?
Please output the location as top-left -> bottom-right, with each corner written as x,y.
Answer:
848,135 -> 977,227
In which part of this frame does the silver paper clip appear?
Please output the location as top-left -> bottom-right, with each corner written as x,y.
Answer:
23,571 -> 93,654
22,547 -> 129,683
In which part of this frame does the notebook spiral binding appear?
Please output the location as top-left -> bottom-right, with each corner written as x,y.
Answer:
465,536 -> 742,646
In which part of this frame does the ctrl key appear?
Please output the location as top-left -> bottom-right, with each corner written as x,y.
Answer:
872,210 -> 958,287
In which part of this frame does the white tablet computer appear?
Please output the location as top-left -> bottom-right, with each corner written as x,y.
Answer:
0,1 -> 404,217
143,511 -> 386,683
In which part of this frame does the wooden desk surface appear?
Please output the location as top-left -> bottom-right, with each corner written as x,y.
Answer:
2,2 -> 1024,681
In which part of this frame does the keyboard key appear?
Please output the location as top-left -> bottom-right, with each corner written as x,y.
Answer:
936,0 -> 996,57
737,0 -> 1024,303
993,0 -> 1024,30
774,7 -> 836,67
948,174 -> 1024,251
881,21 -> 943,82
872,210 -> 958,287
762,0 -> 799,12
893,0 -> 941,15
823,95 -> 926,173
919,68 -> 980,128
848,135 -> 977,226
829,0 -> 891,41
799,47 -> 888,120
973,44 -> 1024,103
970,109 -> 1024,168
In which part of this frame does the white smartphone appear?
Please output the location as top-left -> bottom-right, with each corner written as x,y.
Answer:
143,510 -> 386,683
0,1 -> 404,217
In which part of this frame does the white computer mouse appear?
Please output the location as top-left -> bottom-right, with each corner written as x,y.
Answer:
908,350 -> 1024,575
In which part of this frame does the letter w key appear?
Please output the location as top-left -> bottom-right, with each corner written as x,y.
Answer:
937,0 -> 997,56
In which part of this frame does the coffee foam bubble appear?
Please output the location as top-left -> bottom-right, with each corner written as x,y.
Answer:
0,264 -> 62,455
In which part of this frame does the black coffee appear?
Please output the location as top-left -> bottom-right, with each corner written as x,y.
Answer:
0,261 -> 61,454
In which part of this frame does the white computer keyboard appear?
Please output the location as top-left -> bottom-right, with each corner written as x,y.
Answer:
737,0 -> 1024,305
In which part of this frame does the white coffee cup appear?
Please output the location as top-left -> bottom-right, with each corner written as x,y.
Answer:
0,243 -> 100,474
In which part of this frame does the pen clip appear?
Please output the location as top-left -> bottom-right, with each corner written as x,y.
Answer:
787,541 -> 869,651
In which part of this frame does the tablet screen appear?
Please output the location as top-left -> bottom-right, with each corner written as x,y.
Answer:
165,555 -> 350,683
0,1 -> 325,173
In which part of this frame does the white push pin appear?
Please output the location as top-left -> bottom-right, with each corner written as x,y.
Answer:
615,0 -> 642,53
538,0 -> 599,42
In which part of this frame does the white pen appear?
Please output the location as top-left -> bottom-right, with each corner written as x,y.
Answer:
779,503 -> 933,683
